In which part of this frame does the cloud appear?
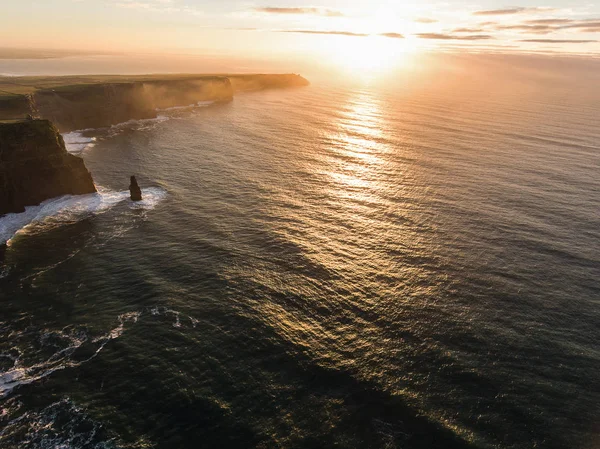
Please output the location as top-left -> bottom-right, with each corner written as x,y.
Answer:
267,30 -> 405,38
473,7 -> 556,16
492,18 -> 600,35
379,32 -> 405,39
520,38 -> 598,43
524,18 -> 573,25
561,21 -> 600,30
495,24 -> 555,34
254,7 -> 344,17
114,0 -> 202,15
278,30 -> 368,37
453,27 -> 485,33
414,18 -> 438,23
416,33 -> 494,40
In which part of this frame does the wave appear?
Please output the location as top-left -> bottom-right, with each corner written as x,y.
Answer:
0,187 -> 167,245
62,131 -> 96,154
108,115 -> 171,135
0,307 -> 196,400
0,312 -> 139,399
60,100 -> 218,146
0,306 -> 199,447
0,398 -> 120,449
156,100 -> 216,113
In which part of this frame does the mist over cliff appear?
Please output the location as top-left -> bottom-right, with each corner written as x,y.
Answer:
0,74 -> 309,132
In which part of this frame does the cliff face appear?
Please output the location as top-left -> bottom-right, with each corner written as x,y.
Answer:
0,120 -> 97,216
33,77 -> 234,132
0,95 -> 35,121
0,74 -> 309,132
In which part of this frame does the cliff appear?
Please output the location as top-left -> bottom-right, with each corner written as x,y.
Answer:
0,119 -> 97,216
0,73 -> 309,217
0,74 -> 309,132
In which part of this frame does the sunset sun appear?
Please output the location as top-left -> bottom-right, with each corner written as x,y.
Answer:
323,35 -> 417,74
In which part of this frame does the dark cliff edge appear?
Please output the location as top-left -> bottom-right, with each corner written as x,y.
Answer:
0,74 -> 309,132
0,119 -> 96,216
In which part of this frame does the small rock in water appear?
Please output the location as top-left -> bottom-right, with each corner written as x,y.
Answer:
129,176 -> 142,201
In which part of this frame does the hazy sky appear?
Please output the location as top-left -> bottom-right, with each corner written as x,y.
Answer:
3,0 -> 600,61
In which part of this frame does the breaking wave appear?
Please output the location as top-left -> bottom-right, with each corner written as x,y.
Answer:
0,398 -> 119,449
0,312 -> 140,400
156,99 -> 216,112
0,187 -> 167,245
0,306 -> 197,400
62,132 -> 96,154
61,100 -> 217,149
0,306 -> 199,448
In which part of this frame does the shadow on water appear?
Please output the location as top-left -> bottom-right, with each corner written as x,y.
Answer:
11,302 -> 476,449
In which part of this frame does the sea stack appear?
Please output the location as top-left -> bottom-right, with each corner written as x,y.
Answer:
129,176 -> 142,201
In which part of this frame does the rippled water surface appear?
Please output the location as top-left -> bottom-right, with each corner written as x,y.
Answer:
1,77 -> 599,449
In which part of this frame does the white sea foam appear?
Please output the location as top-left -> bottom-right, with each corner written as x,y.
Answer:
0,398 -> 119,449
0,328 -> 88,399
157,103 -> 196,112
129,186 -> 168,210
0,313 -> 143,400
107,115 -> 171,136
0,307 -> 195,400
62,131 -> 96,154
61,100 -> 216,144
0,187 -> 167,245
156,100 -> 216,112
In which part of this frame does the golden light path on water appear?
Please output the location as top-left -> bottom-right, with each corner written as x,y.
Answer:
327,92 -> 388,204
252,86 -> 449,409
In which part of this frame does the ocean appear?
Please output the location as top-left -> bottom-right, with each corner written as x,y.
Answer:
1,62 -> 599,448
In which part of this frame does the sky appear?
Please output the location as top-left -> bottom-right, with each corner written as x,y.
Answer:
2,0 -> 600,71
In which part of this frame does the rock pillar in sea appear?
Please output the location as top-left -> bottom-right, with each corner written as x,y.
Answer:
129,176 -> 142,202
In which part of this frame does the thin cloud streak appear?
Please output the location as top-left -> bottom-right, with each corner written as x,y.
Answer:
379,33 -> 405,39
416,33 -> 494,40
520,39 -> 598,43
495,24 -> 555,34
525,19 -> 573,25
491,18 -> 600,34
254,7 -> 344,17
453,27 -> 485,33
473,7 -> 556,16
277,30 -> 368,37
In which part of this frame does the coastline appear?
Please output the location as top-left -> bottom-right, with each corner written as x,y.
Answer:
0,74 -> 310,132
0,74 -> 310,242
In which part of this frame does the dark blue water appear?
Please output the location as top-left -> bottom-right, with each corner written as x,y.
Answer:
1,79 -> 599,449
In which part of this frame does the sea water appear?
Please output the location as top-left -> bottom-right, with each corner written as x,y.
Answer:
0,67 -> 599,449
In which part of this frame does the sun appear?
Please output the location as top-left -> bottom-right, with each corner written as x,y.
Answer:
322,35 -> 417,75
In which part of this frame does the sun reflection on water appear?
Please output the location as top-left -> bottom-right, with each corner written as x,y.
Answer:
324,91 -> 392,206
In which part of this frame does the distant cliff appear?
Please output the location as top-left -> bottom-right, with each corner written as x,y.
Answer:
0,74 -> 309,132
26,77 -> 232,132
0,119 -> 96,215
